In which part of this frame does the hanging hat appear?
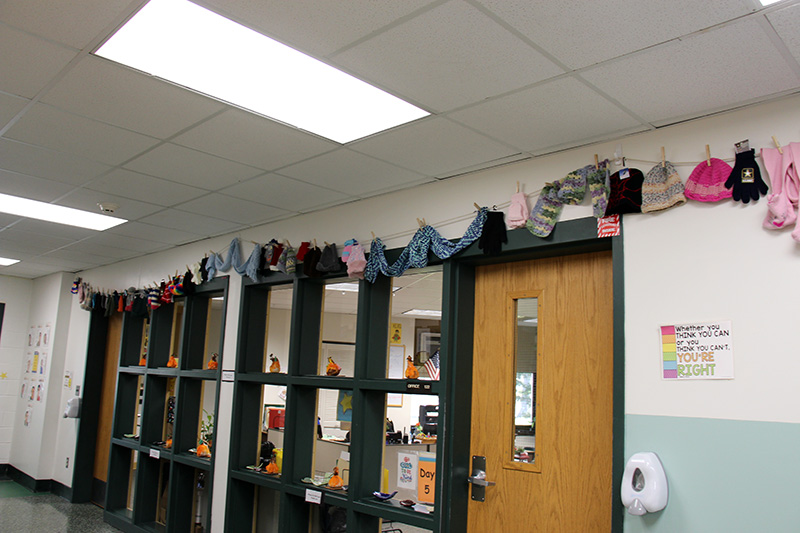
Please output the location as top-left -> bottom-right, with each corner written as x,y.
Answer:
317,243 -> 341,273
605,168 -> 644,216
642,161 -> 686,213
684,158 -> 733,202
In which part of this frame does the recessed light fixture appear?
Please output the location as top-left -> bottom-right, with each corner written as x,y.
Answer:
0,193 -> 127,231
402,309 -> 442,318
94,0 -> 430,144
0,257 -> 20,266
325,282 -> 360,293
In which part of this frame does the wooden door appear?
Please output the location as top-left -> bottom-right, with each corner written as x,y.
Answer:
92,312 -> 122,506
468,252 -> 614,532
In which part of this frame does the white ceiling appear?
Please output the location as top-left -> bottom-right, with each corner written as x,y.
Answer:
1,0 -> 799,279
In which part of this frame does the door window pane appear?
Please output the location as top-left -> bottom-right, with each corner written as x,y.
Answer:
265,284 -> 293,373
513,297 -> 538,464
319,279 -> 359,377
313,388 -> 351,491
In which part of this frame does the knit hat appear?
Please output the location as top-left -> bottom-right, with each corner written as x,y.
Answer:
587,162 -> 610,218
316,243 -> 341,273
606,168 -> 644,215
684,158 -> 733,202
347,244 -> 367,279
199,257 -> 209,282
642,161 -> 686,213
71,277 -> 81,294
303,246 -> 322,277
507,192 -> 528,229
131,295 -> 149,318
342,239 -> 356,262
526,183 -> 563,238
182,270 -> 196,295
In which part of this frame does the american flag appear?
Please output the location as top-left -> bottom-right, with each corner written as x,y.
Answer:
424,350 -> 440,381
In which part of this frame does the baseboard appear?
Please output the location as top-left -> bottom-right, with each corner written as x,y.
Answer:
5,465 -> 73,497
51,479 -> 73,501
0,463 -> 8,480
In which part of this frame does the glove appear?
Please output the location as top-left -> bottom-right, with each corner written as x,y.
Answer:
507,192 -> 528,228
478,211 -> 508,255
725,149 -> 768,204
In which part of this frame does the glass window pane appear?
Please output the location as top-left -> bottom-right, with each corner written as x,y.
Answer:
196,380 -> 215,456
201,293 -> 224,369
163,377 -> 176,443
388,268 -> 442,380
169,299 -> 185,364
313,388 -> 351,491
126,450 -> 139,517
250,384 -> 286,477
265,284 -> 293,373
382,393 -> 438,508
513,297 -> 538,464
253,486 -> 280,532
319,279 -> 359,377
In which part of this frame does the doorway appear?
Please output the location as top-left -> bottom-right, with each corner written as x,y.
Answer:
468,251 -> 614,531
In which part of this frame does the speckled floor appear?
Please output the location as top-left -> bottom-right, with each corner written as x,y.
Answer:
0,482 -> 121,533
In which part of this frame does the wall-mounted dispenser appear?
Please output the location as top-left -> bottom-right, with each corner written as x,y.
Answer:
620,452 -> 668,515
63,397 -> 81,418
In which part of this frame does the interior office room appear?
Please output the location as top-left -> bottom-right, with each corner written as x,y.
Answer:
1,1 -> 800,532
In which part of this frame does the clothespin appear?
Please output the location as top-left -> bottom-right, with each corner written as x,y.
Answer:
324,241 -> 330,246
661,147 -> 666,168
416,218 -> 425,228
773,136 -> 783,154
313,239 -> 317,248
516,181 -> 520,193
371,231 -> 376,240
705,145 -> 711,167
284,239 -> 292,248
473,202 -> 481,210
594,154 -> 599,170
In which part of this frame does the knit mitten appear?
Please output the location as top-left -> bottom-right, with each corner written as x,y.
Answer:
526,183 -> 563,238
342,239 -> 356,262
284,246 -> 297,274
347,244 -> 367,279
588,164 -> 610,218
725,149 -> 768,204
296,241 -> 310,262
478,211 -> 508,255
507,192 -> 528,229
558,166 -> 589,205
269,243 -> 284,270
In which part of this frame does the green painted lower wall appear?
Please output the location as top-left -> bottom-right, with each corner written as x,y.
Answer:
624,414 -> 800,533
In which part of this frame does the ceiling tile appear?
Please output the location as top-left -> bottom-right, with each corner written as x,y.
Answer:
175,193 -> 292,225
8,219 -> 97,242
278,149 -> 431,197
4,103 -> 161,165
41,56 -> 226,139
85,168 -> 209,207
219,174 -> 352,213
202,0 -> 436,57
0,213 -> 23,229
1,262 -> 63,278
39,248 -> 116,268
173,109 -> 337,171
0,92 -> 28,127
78,232 -> 173,254
0,138 -> 110,186
55,187 -> 165,221
0,25 -> 76,99
0,228 -> 77,254
768,4 -> 800,64
0,0 -> 134,49
581,18 -> 800,124
0,169 -> 76,202
0,245 -> 35,261
55,240 -> 140,261
449,77 -> 642,153
124,142 -> 264,190
138,209 -> 243,236
476,0 -> 752,69
350,117 -> 518,176
106,221 -> 204,246
333,1 -> 564,111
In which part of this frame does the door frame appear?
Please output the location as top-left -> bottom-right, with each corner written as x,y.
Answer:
439,217 -> 625,532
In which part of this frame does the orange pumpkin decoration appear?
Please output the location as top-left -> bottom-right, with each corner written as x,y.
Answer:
265,460 -> 279,474
207,353 -> 218,370
139,354 -> 146,366
326,357 -> 341,376
167,354 -> 178,368
197,443 -> 211,457
405,356 -> 419,380
328,466 -> 343,488
164,439 -> 172,449
269,354 -> 281,373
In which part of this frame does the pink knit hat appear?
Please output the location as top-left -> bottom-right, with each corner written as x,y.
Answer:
684,158 -> 733,202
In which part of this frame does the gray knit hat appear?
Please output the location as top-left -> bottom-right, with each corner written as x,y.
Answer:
642,161 -> 686,213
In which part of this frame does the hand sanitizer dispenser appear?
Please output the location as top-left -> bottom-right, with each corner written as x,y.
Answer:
63,397 -> 81,418
620,452 -> 668,515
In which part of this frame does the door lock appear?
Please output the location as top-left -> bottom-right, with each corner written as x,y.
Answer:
468,455 -> 496,501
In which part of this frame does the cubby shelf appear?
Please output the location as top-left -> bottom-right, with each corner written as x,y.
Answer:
103,277 -> 228,533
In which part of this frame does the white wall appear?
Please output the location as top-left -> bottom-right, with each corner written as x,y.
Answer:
0,275 -> 33,464
10,93 -> 800,530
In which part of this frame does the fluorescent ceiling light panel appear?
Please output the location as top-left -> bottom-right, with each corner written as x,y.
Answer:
402,309 -> 442,318
759,0 -> 782,5
0,193 -> 127,231
0,257 -> 20,266
326,282 -> 360,293
95,0 -> 429,143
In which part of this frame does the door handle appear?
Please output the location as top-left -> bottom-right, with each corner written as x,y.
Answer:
467,471 -> 496,487
469,455 -> 495,501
